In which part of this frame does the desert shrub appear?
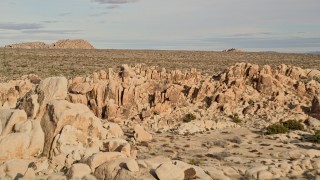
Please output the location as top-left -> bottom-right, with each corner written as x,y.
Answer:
213,140 -> 228,147
206,151 -> 231,160
231,136 -> 242,144
188,159 -> 202,166
282,120 -> 304,131
312,130 -> 320,143
183,113 -> 196,122
248,99 -> 254,105
266,123 -> 288,135
230,113 -> 242,124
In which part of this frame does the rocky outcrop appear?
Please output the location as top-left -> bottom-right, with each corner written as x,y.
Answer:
4,42 -> 48,49
222,48 -> 243,52
4,39 -> 94,49
1,63 -> 320,179
49,39 -> 94,49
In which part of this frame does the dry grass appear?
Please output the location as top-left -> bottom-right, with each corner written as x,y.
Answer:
1,48 -> 320,82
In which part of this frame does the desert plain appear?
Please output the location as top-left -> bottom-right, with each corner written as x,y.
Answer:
1,45 -> 320,180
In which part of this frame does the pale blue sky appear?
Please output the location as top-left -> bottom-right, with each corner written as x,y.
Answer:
0,0 -> 319,52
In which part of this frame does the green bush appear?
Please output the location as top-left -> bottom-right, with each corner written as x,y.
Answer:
183,113 -> 197,122
230,113 -> 242,124
188,159 -> 202,166
282,120 -> 304,131
266,123 -> 288,135
312,130 -> 320,143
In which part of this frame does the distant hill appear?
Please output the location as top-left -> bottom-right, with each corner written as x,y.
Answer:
4,39 -> 94,49
305,51 -> 320,54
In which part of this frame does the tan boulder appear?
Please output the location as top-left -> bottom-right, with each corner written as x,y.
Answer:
0,119 -> 44,160
126,159 -> 139,172
0,159 -> 34,179
69,82 -> 93,94
40,100 -> 106,157
104,122 -> 124,138
155,163 -> 185,180
0,109 -> 27,136
86,152 -> 126,172
134,125 -> 153,142
18,76 -> 68,119
94,158 -> 134,180
67,163 -> 91,179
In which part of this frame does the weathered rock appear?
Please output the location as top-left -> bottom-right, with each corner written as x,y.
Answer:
134,125 -> 153,142
94,158 -> 132,180
0,159 -> 34,179
86,152 -> 126,172
40,100 -> 106,157
0,109 -> 27,135
126,159 -> 139,172
67,163 -> 91,179
155,163 -> 185,180
104,122 -> 124,138
137,156 -> 171,169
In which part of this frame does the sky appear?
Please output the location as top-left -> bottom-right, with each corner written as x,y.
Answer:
0,0 -> 319,52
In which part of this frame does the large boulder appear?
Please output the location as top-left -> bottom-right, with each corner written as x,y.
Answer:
134,125 -> 152,142
40,100 -> 107,157
155,163 -> 185,180
18,76 -> 68,119
0,109 -> 27,135
0,119 -> 44,160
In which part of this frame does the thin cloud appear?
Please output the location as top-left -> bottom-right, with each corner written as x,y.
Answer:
0,23 -> 44,30
89,12 -> 108,17
58,12 -> 72,16
41,20 -> 59,24
106,5 -> 120,9
22,29 -> 82,34
91,0 -> 138,4
231,32 -> 273,37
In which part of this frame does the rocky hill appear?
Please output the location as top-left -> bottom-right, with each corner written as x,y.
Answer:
1,63 -> 320,179
4,39 -> 94,49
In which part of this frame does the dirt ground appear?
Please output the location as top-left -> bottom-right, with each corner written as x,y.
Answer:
1,48 -> 320,82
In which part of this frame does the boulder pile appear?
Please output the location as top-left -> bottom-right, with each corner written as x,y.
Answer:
0,63 -> 320,179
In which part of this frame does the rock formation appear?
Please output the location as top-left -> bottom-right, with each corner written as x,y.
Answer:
1,63 -> 320,179
222,48 -> 243,52
4,39 -> 94,49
